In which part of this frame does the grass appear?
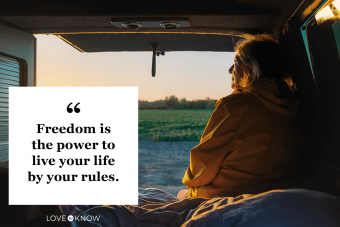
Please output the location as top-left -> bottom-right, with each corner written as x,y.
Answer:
139,109 -> 214,141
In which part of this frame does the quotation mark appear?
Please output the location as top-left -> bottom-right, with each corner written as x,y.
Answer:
67,102 -> 81,113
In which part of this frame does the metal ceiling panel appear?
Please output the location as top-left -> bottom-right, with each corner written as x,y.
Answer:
57,33 -> 243,52
0,0 -> 313,52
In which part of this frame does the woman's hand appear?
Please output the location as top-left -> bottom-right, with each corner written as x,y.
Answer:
177,189 -> 189,199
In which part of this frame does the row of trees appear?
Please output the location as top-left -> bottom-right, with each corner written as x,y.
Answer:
139,95 -> 217,109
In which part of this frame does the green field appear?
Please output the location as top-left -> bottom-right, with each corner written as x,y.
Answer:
139,109 -> 214,141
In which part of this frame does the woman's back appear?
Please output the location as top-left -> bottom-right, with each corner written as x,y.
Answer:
183,78 -> 304,198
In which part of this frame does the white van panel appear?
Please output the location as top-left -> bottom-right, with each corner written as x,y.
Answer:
0,18 -> 35,86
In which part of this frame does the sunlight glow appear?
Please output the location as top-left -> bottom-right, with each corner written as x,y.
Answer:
333,0 -> 340,11
316,5 -> 333,21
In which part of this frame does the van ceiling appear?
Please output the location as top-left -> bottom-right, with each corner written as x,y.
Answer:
0,0 -> 304,52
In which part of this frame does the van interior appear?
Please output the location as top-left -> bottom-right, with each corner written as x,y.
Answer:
1,0 -> 340,225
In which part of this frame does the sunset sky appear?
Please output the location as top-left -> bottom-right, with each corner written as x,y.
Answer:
35,35 -> 235,101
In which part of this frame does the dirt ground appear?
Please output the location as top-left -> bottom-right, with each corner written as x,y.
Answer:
138,140 -> 199,196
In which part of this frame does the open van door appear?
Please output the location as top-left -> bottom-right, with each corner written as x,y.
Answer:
1,1 -> 340,224
0,0 -> 339,195
0,0 -> 340,226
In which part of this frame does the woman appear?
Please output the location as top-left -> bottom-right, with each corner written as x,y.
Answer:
177,34 -> 304,199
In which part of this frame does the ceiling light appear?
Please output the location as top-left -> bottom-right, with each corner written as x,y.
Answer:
122,22 -> 143,29
160,22 -> 181,29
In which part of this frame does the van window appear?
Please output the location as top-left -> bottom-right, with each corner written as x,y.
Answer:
0,54 -> 22,162
301,0 -> 340,66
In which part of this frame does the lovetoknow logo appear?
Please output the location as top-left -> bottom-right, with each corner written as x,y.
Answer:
46,215 -> 101,222
67,215 -> 74,221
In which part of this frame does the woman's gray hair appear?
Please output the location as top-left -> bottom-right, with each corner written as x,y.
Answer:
234,34 -> 295,90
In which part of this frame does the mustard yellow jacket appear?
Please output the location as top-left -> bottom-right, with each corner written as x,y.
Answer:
182,78 -> 304,198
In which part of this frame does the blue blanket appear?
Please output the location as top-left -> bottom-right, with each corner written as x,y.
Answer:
61,188 -> 340,227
